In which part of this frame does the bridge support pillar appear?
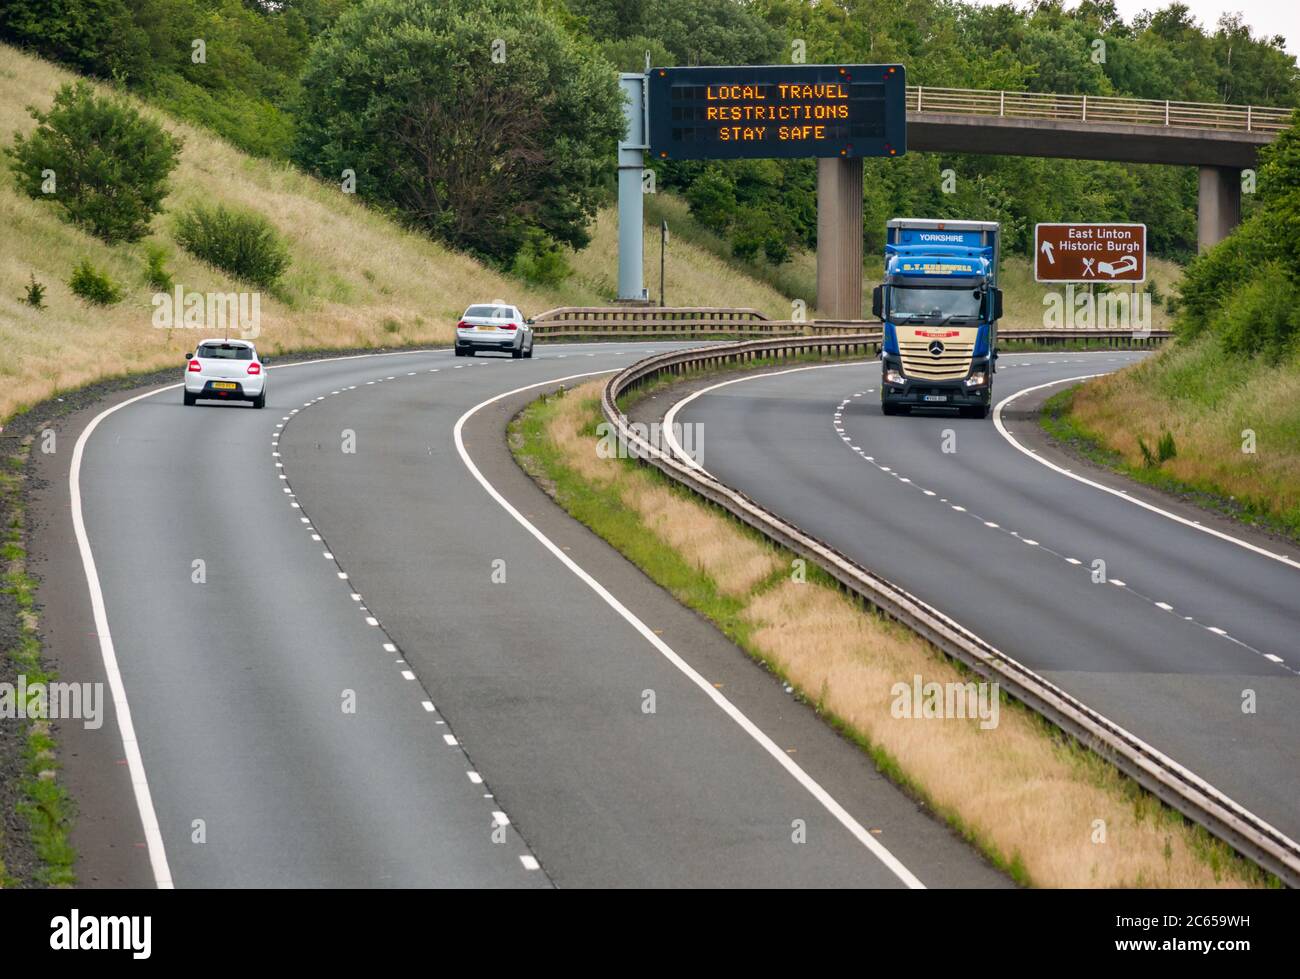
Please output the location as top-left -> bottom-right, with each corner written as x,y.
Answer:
617,73 -> 648,302
1198,165 -> 1241,252
816,157 -> 864,319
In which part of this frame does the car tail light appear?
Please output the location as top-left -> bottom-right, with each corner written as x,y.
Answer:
247,363 -> 261,375
503,322 -> 518,331
187,359 -> 201,372
457,320 -> 468,330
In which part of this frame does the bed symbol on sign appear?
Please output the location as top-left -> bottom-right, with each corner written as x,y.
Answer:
929,340 -> 945,357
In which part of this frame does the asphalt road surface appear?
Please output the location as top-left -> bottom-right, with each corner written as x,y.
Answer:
42,343 -> 1007,888
670,351 -> 1300,843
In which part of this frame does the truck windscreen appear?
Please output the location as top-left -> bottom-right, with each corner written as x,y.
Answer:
889,287 -> 981,322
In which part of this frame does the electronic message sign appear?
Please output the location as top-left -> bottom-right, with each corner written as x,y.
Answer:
647,64 -> 906,161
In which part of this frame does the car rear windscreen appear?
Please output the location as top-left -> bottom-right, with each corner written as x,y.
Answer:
198,344 -> 253,360
465,305 -> 513,319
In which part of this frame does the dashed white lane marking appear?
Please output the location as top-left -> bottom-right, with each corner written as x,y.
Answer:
467,771 -> 483,784
456,370 -> 924,889
383,643 -> 397,653
365,616 -> 379,626
492,811 -> 510,826
443,734 -> 458,746
401,670 -> 416,680
422,701 -> 435,712
1156,602 -> 1174,611
520,855 -> 540,871
995,376 -> 1300,572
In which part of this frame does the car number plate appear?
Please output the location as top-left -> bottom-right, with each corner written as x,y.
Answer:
923,394 -> 947,402
212,382 -> 238,390
476,324 -> 495,330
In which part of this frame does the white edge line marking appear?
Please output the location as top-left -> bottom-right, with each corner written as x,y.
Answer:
455,369 -> 923,889
71,387 -> 175,888
63,345 -> 477,891
663,360 -> 877,473
994,375 -> 1300,572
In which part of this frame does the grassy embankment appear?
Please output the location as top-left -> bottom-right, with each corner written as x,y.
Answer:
510,379 -> 1270,888
0,42 -> 794,427
1044,338 -> 1300,541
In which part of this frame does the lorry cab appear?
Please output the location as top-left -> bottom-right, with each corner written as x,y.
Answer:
872,219 -> 1002,419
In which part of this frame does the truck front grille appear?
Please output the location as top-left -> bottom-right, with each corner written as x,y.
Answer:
899,338 -> 975,380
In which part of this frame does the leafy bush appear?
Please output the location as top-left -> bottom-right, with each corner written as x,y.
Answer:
69,259 -> 122,305
5,82 -> 182,244
143,243 -> 172,290
512,231 -> 571,287
20,274 -> 46,309
173,204 -> 291,288
1210,263 -> 1300,362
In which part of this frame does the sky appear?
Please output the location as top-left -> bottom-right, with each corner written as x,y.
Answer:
966,1 -> 1300,56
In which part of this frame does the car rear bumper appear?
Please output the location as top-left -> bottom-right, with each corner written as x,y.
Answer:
456,332 -> 520,350
186,376 -> 265,398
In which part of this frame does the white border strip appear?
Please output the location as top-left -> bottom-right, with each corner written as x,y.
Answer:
454,371 -> 924,889
994,376 -> 1300,572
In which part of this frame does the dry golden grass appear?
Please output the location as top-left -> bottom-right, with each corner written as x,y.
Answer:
549,383 -> 781,595
566,207 -> 796,319
537,380 -> 1262,888
1065,339 -> 1300,531
0,43 -> 789,423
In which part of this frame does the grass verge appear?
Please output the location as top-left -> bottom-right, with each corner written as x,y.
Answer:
510,378 -> 1273,888
0,438 -> 76,887
1041,335 -> 1300,543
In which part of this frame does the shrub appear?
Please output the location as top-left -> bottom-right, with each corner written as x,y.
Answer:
143,243 -> 173,290
21,274 -> 46,309
5,82 -> 182,244
69,259 -> 122,305
511,231 -> 570,287
173,203 -> 290,288
1211,262 -> 1300,362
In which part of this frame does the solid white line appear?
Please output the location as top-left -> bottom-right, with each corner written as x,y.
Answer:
454,370 -> 924,889
994,376 -> 1300,572
70,387 -> 176,889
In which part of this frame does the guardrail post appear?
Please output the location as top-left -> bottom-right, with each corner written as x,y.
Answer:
917,84 -> 922,112
1165,100 -> 1170,126
1081,95 -> 1087,121
999,90 -> 1005,116
1247,105 -> 1253,132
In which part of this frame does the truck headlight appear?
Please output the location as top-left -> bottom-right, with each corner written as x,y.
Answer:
964,372 -> 987,387
885,369 -> 906,386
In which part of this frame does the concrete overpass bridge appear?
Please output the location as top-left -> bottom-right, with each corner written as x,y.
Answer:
905,84 -> 1293,250
814,84 -> 1293,317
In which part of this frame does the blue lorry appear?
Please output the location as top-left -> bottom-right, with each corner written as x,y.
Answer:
871,218 -> 1003,419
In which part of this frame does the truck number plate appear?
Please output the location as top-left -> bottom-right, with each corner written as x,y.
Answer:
923,394 -> 948,402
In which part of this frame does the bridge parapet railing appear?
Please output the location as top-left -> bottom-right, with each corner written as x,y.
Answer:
908,84 -> 1294,134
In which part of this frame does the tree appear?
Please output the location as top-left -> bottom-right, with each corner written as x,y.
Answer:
293,0 -> 623,263
6,82 -> 183,243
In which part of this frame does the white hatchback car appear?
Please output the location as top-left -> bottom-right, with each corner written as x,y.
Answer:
183,338 -> 267,408
455,301 -> 535,358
